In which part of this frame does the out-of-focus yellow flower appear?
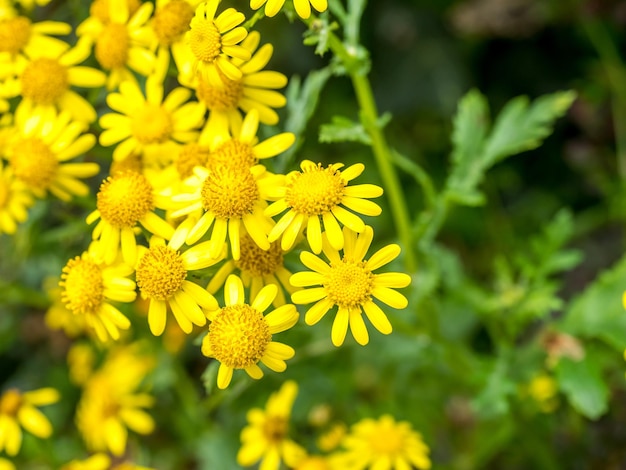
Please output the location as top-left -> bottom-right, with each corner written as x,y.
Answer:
76,344 -> 156,457
136,235 -> 220,336
178,0 -> 250,87
237,380 -> 306,469
250,0 -> 327,19
61,452 -> 155,470
201,274 -> 299,389
0,457 -> 15,470
291,226 -> 411,347
265,161 -> 383,254
525,373 -> 558,413
0,14 -> 70,63
293,455 -> 332,470
183,31 -> 288,131
332,414 -> 431,470
3,108 -> 100,201
44,276 -> 90,338
316,422 -> 346,452
67,342 -> 97,386
0,159 -> 33,235
0,387 -> 59,456
77,0 -> 155,89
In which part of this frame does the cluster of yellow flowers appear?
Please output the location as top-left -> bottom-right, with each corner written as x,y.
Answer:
0,0 -> 419,467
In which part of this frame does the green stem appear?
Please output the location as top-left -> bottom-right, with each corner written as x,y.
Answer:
327,34 -> 417,272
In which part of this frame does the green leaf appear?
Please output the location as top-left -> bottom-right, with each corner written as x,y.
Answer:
472,356 -> 516,418
555,356 -> 609,420
302,13 -> 338,56
319,113 -> 390,145
560,253 -> 626,349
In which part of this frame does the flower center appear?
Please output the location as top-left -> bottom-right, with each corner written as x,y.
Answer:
189,18 -> 222,63
200,166 -> 259,218
95,23 -> 129,70
136,246 -> 187,300
208,139 -> 256,170
235,234 -> 283,277
131,105 -> 173,145
10,138 -> 58,191
96,171 -> 154,228
90,0 -> 141,23
196,72 -> 243,112
286,164 -> 346,216
110,152 -> 143,175
207,304 -> 271,369
0,16 -> 31,55
0,389 -> 22,416
368,426 -> 405,455
153,0 -> 194,46
60,257 -> 105,315
325,259 -> 373,309
176,143 -> 209,179
263,416 -> 288,444
20,58 -> 69,104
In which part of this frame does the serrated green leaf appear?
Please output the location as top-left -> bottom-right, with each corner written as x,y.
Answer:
555,356 -> 609,420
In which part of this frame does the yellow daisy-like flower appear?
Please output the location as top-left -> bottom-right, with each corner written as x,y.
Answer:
44,277 -> 90,338
266,160 -> 383,254
180,0 -> 251,87
99,77 -> 205,162
136,235 -> 221,336
293,455 -> 332,470
291,226 -> 411,347
77,0 -> 155,90
0,160 -> 33,235
4,38 -> 106,123
250,0 -> 327,19
525,373 -> 558,413
201,274 -> 299,389
0,457 -> 14,470
207,232 -> 295,307
86,170 -> 174,266
61,453 -> 155,470
332,414 -> 431,470
237,380 -> 306,469
4,108 -> 100,201
185,30 -> 287,131
0,13 -> 70,63
0,387 -> 59,456
59,246 -> 137,343
76,344 -> 155,457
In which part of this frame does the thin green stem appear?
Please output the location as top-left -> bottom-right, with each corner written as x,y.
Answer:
326,34 -> 417,272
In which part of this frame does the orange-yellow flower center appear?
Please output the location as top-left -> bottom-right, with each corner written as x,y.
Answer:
208,139 -> 256,170
235,234 -> 283,277
136,246 -> 187,300
206,304 -> 271,369
95,23 -> 129,70
286,164 -> 346,216
10,138 -> 58,191
196,73 -> 243,112
325,259 -> 373,309
110,153 -> 143,175
96,171 -> 154,228
20,58 -> 69,104
367,423 -> 406,455
201,166 -> 259,218
0,389 -> 22,416
189,18 -> 222,63
153,0 -> 194,46
263,416 -> 288,443
90,0 -> 142,23
176,143 -> 209,178
60,257 -> 105,315
131,105 -> 173,144
0,16 -> 31,55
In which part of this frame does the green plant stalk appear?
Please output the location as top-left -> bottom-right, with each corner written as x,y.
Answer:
327,34 -> 417,272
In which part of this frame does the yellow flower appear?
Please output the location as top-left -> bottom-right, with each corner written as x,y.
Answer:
0,14 -> 70,63
100,77 -> 205,162
61,453 -> 155,470
59,245 -> 137,342
4,107 -> 100,201
77,0 -> 155,90
316,422 -> 346,452
0,159 -> 34,235
293,455 -> 332,470
12,0 -> 53,10
207,232 -> 296,307
291,226 -> 411,347
136,234 -> 221,336
67,342 -> 97,386
0,457 -> 15,470
250,0 -> 327,19
201,274 -> 299,389
237,380 -> 306,469
184,30 -> 288,131
180,0 -> 251,87
525,373 -> 558,413
266,161 -> 383,254
0,387 -> 59,456
333,414 -> 431,470
86,170 -> 174,266
3,38 -> 106,122
76,345 -> 156,457
44,276 -> 90,338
